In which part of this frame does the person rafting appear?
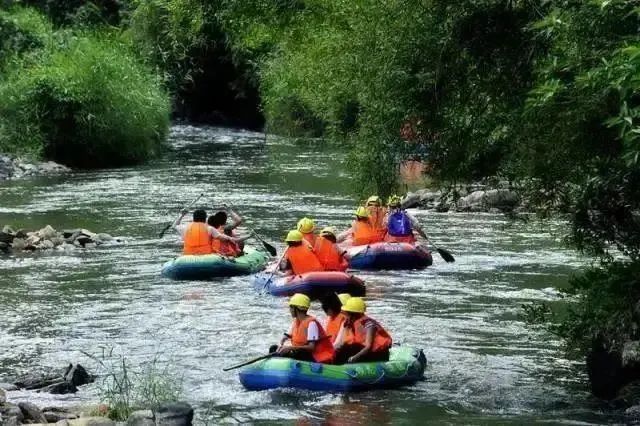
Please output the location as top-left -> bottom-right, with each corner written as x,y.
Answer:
321,293 -> 352,345
280,230 -> 324,275
207,206 -> 248,256
297,217 -> 317,247
383,195 -> 427,244
174,209 -> 242,255
314,227 -> 348,271
334,297 -> 393,364
337,207 -> 378,246
365,195 -> 387,242
271,293 -> 335,363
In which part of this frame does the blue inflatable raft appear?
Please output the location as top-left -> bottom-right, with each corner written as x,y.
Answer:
239,346 -> 426,392
252,271 -> 366,298
345,242 -> 433,270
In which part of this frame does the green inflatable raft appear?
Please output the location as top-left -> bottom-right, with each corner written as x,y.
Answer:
161,247 -> 269,280
239,346 -> 426,392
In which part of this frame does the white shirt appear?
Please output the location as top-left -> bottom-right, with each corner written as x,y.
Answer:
175,223 -> 222,240
287,320 -> 320,342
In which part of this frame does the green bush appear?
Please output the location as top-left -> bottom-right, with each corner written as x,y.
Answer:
0,7 -> 54,69
0,25 -> 170,167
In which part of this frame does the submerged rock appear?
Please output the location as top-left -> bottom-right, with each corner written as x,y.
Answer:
2,225 -> 121,254
127,410 -> 154,426
0,154 -> 69,180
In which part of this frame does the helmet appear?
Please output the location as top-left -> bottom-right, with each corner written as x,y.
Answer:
366,195 -> 381,206
289,293 -> 310,309
355,206 -> 370,218
285,230 -> 303,242
388,195 -> 402,207
342,297 -> 366,313
338,293 -> 351,305
320,227 -> 336,237
297,217 -> 316,234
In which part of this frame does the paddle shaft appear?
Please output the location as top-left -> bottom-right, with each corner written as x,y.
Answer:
424,237 -> 455,262
263,248 -> 288,290
223,353 -> 274,371
158,193 -> 204,238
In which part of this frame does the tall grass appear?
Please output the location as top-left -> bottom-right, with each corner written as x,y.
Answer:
0,7 -> 170,167
84,348 -> 184,421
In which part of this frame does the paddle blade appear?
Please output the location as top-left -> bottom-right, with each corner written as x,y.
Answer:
262,240 -> 277,256
158,223 -> 172,238
437,247 -> 455,263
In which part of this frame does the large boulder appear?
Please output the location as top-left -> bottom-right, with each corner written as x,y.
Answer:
68,417 -> 116,426
153,402 -> 194,426
18,401 -> 48,423
127,410 -> 154,426
64,363 -> 93,387
456,189 -> 520,212
456,190 -> 486,212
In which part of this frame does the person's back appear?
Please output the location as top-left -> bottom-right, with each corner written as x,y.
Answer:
208,213 -> 241,256
182,210 -> 213,255
352,218 -> 377,246
314,228 -> 347,271
365,196 -> 387,242
282,230 -> 323,275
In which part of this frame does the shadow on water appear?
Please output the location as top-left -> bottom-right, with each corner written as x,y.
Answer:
0,125 -> 616,424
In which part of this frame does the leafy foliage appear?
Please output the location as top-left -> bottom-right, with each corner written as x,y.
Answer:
0,8 -> 170,166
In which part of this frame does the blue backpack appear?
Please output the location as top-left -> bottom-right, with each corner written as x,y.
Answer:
387,210 -> 413,237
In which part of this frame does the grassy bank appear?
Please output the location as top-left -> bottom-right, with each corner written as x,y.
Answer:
0,7 -> 170,167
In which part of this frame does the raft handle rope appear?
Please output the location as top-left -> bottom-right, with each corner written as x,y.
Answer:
344,362 -> 415,384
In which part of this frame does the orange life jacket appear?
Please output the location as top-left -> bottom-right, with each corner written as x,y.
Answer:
384,234 -> 417,244
285,244 -> 324,275
211,226 -> 241,256
325,313 -> 346,343
291,316 -> 335,363
352,220 -> 378,246
367,206 -> 387,241
314,236 -> 348,271
346,315 -> 392,352
183,222 -> 213,255
302,232 -> 317,247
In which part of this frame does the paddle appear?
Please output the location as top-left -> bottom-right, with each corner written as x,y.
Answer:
216,202 -> 277,257
425,237 -> 455,263
158,193 -> 204,238
223,353 -> 274,371
263,248 -> 288,291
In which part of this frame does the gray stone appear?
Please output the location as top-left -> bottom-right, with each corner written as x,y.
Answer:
1,225 -> 15,234
0,383 -> 18,391
153,402 -> 193,426
39,239 -> 55,250
44,411 -> 78,422
10,238 -> 25,250
0,403 -> 24,422
483,189 -> 520,211
0,242 -> 8,253
0,388 -> 5,404
4,415 -> 19,426
127,410 -> 154,426
37,225 -> 58,240
19,401 -> 48,423
39,380 -> 77,394
96,233 -> 113,242
623,341 -> 640,367
68,417 -> 116,426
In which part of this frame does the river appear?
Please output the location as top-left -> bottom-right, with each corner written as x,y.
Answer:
0,125 -> 615,424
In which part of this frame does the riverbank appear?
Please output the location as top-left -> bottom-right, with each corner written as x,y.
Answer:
403,183 -> 523,213
0,155 -> 68,181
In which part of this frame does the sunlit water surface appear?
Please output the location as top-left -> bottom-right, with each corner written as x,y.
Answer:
0,126 -> 614,424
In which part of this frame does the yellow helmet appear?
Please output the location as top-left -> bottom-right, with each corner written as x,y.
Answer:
342,297 -> 366,313
338,293 -> 351,305
297,217 -> 316,234
355,206 -> 369,218
366,195 -> 381,206
320,227 -> 336,237
285,230 -> 303,242
289,293 -> 310,309
388,195 -> 402,207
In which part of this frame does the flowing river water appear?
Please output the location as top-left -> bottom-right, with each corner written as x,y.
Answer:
0,125 -> 616,424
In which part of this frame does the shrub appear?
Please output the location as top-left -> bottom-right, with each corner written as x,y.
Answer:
0,27 -> 170,167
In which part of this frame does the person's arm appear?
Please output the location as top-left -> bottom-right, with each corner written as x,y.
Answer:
209,226 -> 236,242
225,205 -> 244,231
347,323 -> 375,363
172,209 -> 189,234
279,321 -> 319,353
336,225 -> 353,243
333,323 -> 346,349
408,212 -> 428,239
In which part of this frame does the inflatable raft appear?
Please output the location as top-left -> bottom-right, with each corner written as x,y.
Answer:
161,247 -> 269,280
239,346 -> 426,392
252,271 -> 366,298
345,242 -> 432,270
